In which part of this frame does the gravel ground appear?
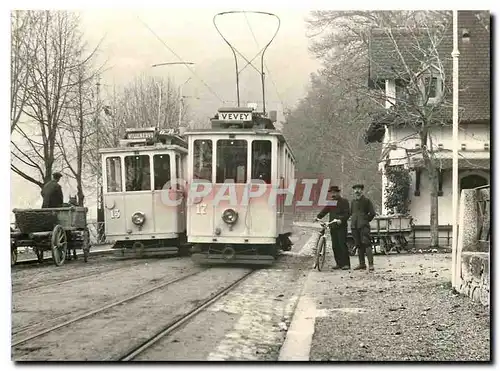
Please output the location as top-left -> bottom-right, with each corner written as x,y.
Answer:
307,253 -> 490,362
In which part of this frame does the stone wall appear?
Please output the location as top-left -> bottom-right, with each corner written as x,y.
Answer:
453,187 -> 490,306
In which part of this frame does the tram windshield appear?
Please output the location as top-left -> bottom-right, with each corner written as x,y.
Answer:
106,157 -> 123,192
216,140 -> 248,184
125,155 -> 151,191
193,140 -> 213,181
251,140 -> 272,184
153,154 -> 171,190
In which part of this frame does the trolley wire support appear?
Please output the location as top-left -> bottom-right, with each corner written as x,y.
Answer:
213,11 -> 280,114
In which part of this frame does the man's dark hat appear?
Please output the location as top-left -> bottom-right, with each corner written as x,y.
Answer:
53,172 -> 62,179
352,183 -> 364,190
329,186 -> 341,192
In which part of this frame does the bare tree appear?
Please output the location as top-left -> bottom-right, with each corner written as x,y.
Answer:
118,74 -> 185,129
11,11 -> 92,189
80,75 -> 186,198
57,64 -> 102,206
285,71 -> 382,205
11,10 -> 38,134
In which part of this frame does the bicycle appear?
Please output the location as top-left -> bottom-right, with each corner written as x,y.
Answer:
312,220 -> 336,271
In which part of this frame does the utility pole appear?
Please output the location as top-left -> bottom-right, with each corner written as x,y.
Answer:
451,10 -> 460,288
178,77 -> 192,127
156,81 -> 162,128
151,62 -> 195,128
96,75 -> 104,243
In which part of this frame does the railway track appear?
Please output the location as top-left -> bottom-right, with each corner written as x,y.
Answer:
12,268 -> 256,361
118,270 -> 254,361
13,248 -> 115,269
12,259 -> 156,294
12,268 -> 207,347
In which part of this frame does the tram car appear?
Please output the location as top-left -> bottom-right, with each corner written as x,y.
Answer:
99,127 -> 189,257
185,106 -> 296,266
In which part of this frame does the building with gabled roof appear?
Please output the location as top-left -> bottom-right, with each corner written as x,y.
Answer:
366,11 -> 490,244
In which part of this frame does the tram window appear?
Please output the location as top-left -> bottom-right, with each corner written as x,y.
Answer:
125,155 -> 151,191
153,154 -> 171,190
106,157 -> 122,192
193,140 -> 213,182
216,140 -> 248,183
252,140 -> 272,184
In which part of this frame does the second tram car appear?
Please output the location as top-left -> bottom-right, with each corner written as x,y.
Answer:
100,127 -> 189,257
185,107 -> 296,266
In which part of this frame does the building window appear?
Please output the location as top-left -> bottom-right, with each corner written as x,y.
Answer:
414,169 -> 421,196
418,72 -> 443,104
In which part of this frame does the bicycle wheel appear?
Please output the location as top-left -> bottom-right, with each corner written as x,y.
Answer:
316,237 -> 326,271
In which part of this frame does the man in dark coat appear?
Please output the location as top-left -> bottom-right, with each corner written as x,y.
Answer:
315,186 -> 351,270
41,172 -> 64,208
350,184 -> 377,271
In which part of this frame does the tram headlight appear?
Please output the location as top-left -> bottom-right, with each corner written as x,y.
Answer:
131,211 -> 146,226
221,209 -> 238,225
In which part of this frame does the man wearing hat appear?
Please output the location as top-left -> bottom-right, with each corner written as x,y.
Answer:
315,185 -> 351,270
41,172 -> 64,208
350,183 -> 377,271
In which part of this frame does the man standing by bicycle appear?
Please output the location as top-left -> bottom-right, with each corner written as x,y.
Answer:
350,184 -> 377,271
314,186 -> 351,270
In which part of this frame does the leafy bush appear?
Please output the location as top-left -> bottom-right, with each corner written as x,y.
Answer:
385,165 -> 411,215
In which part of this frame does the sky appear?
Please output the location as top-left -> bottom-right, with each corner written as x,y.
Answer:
80,9 -> 320,116
8,8 -> 321,217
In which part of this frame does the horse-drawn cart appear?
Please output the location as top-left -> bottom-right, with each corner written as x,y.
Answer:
347,214 -> 414,256
10,207 -> 90,266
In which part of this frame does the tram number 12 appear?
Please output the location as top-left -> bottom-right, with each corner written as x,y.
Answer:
196,203 -> 207,215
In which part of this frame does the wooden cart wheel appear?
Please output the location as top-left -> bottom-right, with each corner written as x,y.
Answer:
82,230 -> 90,263
380,237 -> 389,255
51,225 -> 67,266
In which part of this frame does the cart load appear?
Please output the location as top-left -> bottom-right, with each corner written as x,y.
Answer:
11,207 -> 90,266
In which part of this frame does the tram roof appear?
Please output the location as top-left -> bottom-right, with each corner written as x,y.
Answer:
98,144 -> 188,155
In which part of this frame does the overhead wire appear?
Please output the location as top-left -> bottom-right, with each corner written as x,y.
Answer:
243,11 -> 285,110
136,16 -> 225,104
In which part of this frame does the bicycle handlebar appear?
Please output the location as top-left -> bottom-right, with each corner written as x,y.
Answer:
313,220 -> 336,229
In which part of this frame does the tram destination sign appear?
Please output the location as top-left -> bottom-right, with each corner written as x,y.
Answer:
219,112 -> 252,122
127,131 -> 155,140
